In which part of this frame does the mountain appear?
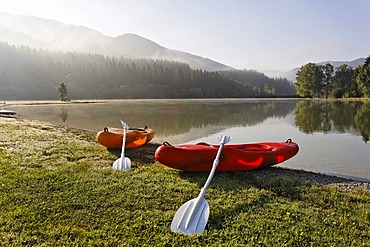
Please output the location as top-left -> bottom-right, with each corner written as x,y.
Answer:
263,58 -> 366,82
0,12 -> 232,72
112,34 -> 232,71
0,11 -> 366,79
317,58 -> 366,69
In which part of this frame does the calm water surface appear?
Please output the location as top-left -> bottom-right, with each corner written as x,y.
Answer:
8,99 -> 370,181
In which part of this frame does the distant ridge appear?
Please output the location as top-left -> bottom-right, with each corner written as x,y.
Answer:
0,11 -> 366,78
262,58 -> 366,82
0,12 -> 232,72
317,58 -> 365,68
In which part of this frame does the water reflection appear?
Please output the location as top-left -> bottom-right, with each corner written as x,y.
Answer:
295,101 -> 369,143
141,100 -> 295,137
9,100 -> 369,143
58,105 -> 69,123
7,99 -> 370,180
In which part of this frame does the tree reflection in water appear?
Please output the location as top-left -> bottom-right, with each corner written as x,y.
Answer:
295,101 -> 369,143
58,105 -> 68,124
7,99 -> 369,143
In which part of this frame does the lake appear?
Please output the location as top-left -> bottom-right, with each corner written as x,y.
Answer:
7,99 -> 370,181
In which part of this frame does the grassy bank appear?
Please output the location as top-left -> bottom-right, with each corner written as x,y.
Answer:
1,117 -> 369,246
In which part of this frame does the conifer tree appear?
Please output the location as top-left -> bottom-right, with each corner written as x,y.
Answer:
57,82 -> 68,101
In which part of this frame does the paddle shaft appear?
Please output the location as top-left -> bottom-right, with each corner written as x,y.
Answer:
198,137 -> 228,198
120,126 -> 127,158
112,120 -> 131,170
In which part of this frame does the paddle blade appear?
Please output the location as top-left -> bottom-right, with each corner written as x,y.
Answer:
112,157 -> 131,171
171,197 -> 209,235
218,135 -> 232,144
120,120 -> 129,129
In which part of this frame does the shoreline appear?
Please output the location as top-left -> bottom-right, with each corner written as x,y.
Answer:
0,99 -> 108,107
1,97 -> 369,108
1,115 -> 369,192
249,166 -> 370,192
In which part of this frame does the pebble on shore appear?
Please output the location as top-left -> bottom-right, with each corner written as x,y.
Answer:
251,166 -> 370,192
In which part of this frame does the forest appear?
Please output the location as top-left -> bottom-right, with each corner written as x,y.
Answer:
295,56 -> 370,98
0,42 -> 296,100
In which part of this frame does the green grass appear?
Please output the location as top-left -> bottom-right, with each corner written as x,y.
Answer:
1,118 -> 370,246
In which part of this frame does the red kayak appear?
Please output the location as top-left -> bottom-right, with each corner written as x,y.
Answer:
155,139 -> 299,171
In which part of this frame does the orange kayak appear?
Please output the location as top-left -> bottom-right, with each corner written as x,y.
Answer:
155,139 -> 298,171
96,126 -> 154,149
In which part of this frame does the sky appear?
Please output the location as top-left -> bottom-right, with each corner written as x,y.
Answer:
0,0 -> 369,71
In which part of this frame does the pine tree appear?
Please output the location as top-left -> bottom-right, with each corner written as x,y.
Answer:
57,82 -> 68,101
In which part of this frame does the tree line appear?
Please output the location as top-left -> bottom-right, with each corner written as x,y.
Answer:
0,42 -> 296,100
295,56 -> 370,98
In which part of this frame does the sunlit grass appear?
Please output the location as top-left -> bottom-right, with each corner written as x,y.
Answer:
1,117 -> 369,246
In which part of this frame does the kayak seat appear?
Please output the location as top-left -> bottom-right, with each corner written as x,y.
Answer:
129,126 -> 148,132
237,144 -> 273,152
196,142 -> 211,146
237,147 -> 248,150
163,141 -> 175,147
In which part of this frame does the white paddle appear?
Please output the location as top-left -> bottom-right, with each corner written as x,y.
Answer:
171,135 -> 232,235
112,120 -> 131,170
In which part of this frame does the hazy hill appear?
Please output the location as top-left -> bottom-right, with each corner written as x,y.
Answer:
0,11 -> 366,80
0,25 -> 52,49
0,11 -> 232,72
263,58 -> 366,82
0,42 -> 297,100
317,58 -> 366,68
